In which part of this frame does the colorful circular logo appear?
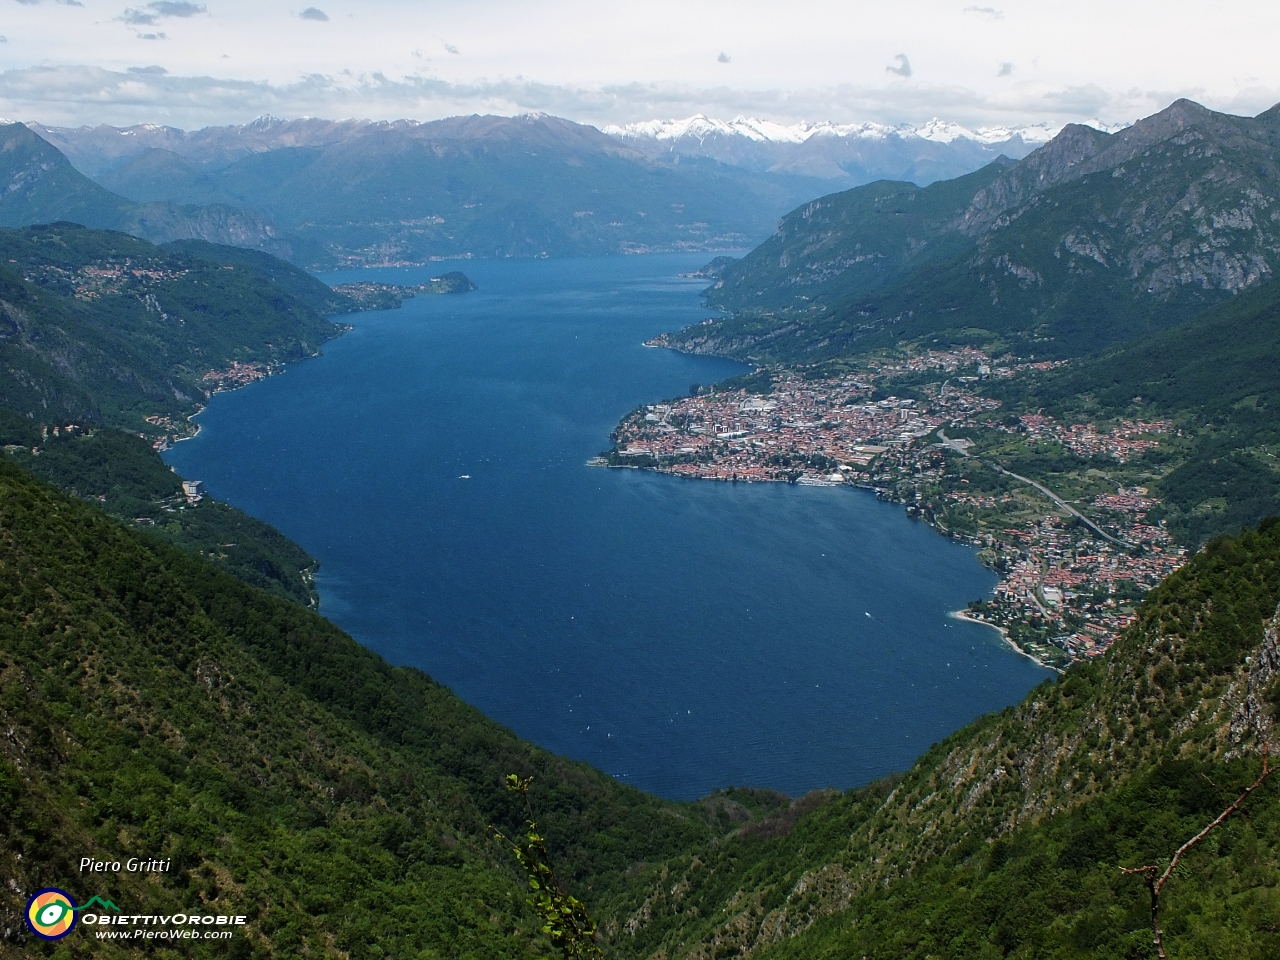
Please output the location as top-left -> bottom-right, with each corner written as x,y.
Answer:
26,888 -> 78,941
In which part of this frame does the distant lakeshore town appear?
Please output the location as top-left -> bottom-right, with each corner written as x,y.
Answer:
603,342 -> 1186,670
140,275 -> 476,451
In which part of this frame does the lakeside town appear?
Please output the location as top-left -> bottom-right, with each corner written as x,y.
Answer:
605,346 -> 1187,669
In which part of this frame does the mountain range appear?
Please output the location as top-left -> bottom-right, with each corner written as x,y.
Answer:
603,114 -> 1062,186
22,114 -> 836,268
0,123 -> 288,257
667,98 -> 1280,362
9,112 -> 1079,270
3,98 -> 1280,957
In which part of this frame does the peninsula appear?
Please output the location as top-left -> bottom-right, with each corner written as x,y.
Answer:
605,344 -> 1186,670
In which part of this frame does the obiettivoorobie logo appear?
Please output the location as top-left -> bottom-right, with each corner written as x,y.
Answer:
25,886 -> 245,942
26,888 -> 78,941
25,891 -> 121,941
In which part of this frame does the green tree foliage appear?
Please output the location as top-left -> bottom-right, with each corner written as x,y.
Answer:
497,776 -> 605,959
6,427 -> 318,605
994,277 -> 1280,546
0,223 -> 350,432
0,460 -> 727,958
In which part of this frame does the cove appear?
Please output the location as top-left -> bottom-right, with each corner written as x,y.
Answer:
165,252 -> 1051,800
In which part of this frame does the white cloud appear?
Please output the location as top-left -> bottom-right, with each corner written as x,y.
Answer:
0,1 -> 1276,130
120,1 -> 206,24
0,63 -> 1214,132
300,7 -> 328,21
717,52 -> 730,64
886,54 -> 912,78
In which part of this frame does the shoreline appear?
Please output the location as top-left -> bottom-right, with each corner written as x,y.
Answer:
600,450 -> 1076,671
949,608 -> 1063,674
162,329 -> 347,451
601,458 -> 1063,673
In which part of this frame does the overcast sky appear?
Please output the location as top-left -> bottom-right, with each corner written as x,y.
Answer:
1,0 -> 1277,131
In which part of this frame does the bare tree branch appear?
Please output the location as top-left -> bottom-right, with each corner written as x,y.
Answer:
1121,745 -> 1272,960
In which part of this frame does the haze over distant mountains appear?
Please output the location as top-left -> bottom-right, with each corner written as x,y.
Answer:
602,114 -> 1074,186
16,114 -> 826,268
0,123 -> 286,257
1,111 -> 1075,270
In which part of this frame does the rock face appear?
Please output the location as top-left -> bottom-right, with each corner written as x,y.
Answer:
683,98 -> 1280,362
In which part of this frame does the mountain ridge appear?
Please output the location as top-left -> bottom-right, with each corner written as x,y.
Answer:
602,113 -> 1062,187
0,123 -> 290,258
24,112 -> 1104,269
27,114 -> 833,268
668,97 -> 1280,363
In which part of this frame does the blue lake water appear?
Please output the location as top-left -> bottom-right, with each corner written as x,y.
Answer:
165,252 -> 1051,800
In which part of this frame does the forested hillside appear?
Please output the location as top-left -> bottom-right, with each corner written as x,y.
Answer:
0,460 -> 737,958
3,449 -> 1278,958
0,223 -> 356,603
0,222 -> 348,435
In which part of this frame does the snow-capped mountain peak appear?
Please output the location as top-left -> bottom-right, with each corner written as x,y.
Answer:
602,115 -> 811,144
602,114 -> 1074,187
604,115 -> 1062,146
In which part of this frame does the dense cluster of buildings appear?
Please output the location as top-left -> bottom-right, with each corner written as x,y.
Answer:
611,347 -> 1188,668
611,370 -> 1003,483
200,361 -> 272,394
968,513 -> 1185,665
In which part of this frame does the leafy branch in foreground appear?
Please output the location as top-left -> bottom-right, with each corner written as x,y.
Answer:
495,774 -> 605,959
1121,744 -> 1274,959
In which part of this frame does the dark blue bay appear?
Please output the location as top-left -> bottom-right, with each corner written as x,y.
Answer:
165,253 -> 1050,800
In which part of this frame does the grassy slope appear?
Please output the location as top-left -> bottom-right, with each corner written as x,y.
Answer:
0,459 -> 728,958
